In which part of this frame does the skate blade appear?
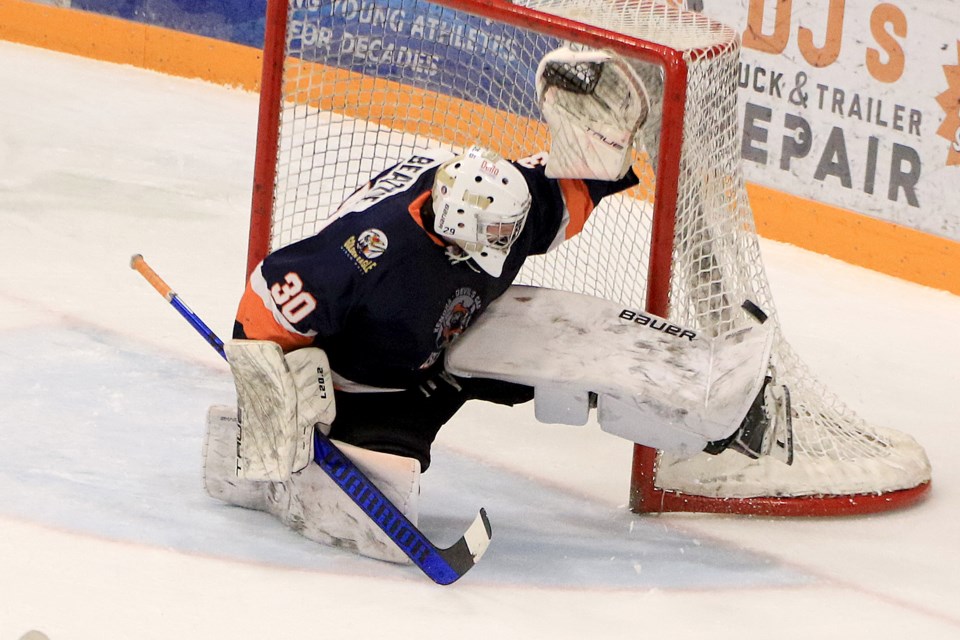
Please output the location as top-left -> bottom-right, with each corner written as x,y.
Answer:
765,384 -> 795,466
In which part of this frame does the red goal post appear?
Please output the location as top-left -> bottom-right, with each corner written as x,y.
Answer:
246,0 -> 931,515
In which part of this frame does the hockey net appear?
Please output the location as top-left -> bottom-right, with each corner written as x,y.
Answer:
247,0 -> 931,514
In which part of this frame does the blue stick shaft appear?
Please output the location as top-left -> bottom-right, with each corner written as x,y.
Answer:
168,295 -> 226,360
131,254 -> 226,360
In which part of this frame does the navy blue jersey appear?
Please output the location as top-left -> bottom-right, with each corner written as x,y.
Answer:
236,148 -> 639,391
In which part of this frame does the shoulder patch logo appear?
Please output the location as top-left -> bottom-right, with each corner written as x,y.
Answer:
357,228 -> 388,259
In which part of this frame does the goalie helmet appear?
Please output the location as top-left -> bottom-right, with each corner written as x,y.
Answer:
432,146 -> 531,277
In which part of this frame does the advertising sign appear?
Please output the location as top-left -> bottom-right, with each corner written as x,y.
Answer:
71,0 -> 267,46
286,0 -> 556,119
699,0 -> 960,241
65,0 -> 556,119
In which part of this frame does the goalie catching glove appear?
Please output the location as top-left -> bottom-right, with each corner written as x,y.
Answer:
536,46 -> 650,180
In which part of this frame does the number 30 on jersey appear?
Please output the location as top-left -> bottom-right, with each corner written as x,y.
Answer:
270,272 -> 317,323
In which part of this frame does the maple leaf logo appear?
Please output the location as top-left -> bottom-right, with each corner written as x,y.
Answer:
936,41 -> 960,167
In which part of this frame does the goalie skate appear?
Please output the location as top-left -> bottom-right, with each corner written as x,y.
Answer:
707,374 -> 794,465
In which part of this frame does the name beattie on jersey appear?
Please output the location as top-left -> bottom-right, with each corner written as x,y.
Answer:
359,155 -> 438,204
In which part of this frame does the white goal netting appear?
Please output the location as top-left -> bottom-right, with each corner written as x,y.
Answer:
251,0 -> 930,513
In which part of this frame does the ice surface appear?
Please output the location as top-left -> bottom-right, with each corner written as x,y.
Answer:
1,41 -> 959,639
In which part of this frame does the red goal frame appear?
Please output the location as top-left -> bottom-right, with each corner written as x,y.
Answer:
245,0 -> 931,516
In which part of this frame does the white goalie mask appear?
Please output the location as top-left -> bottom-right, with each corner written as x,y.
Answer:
432,146 -> 532,277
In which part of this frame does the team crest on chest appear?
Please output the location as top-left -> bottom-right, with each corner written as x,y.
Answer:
342,228 -> 388,274
357,228 -> 388,259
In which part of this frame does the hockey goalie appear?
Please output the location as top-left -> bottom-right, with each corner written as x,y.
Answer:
204,47 -> 793,565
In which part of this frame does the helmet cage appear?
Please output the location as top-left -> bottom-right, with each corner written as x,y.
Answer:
471,204 -> 527,252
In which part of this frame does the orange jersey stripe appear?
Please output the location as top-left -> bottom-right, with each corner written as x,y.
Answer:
235,280 -> 315,351
558,178 -> 593,239
407,190 -> 446,247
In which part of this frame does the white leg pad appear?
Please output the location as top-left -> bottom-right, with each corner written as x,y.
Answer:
446,286 -> 773,455
203,405 -> 419,564
285,346 -> 336,437
596,394 -> 708,457
266,442 -> 420,565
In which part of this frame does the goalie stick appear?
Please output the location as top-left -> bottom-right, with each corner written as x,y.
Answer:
130,254 -> 226,359
131,254 -> 492,585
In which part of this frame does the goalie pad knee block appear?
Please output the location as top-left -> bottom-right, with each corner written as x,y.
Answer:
536,46 -> 650,180
534,384 -> 591,426
225,340 -> 336,481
